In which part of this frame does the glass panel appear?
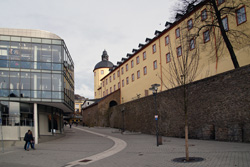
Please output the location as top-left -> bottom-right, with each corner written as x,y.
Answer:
0,71 -> 9,89
52,63 -> 62,71
31,73 -> 41,90
31,62 -> 41,70
52,40 -> 61,45
21,37 -> 31,42
21,61 -> 31,69
52,45 -> 62,63
20,90 -> 30,98
0,41 -> 10,60
10,60 -> 20,68
11,37 -> 21,42
10,72 -> 20,90
41,62 -> 51,70
9,45 -> 21,61
42,39 -> 51,44
20,72 -> 30,90
9,102 -> 20,126
52,92 -> 62,99
31,90 -> 41,98
32,44 -> 41,62
0,36 -> 10,41
21,43 -> 32,61
42,91 -> 51,98
0,60 -> 9,67
32,38 -> 41,43
0,89 -> 9,97
41,45 -> 51,62
9,89 -> 19,97
52,74 -> 62,91
42,73 -> 51,90
20,103 -> 33,126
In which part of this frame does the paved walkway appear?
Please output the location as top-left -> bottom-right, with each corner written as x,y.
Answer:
0,126 -> 250,167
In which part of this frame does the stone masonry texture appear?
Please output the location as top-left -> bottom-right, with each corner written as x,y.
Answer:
83,65 -> 250,142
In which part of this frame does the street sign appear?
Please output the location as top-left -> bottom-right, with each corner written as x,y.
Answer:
155,115 -> 158,120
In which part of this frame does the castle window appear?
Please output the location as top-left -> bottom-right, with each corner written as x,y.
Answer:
190,38 -> 195,50
132,73 -> 135,82
165,35 -> 169,45
153,60 -> 157,70
176,27 -> 180,38
203,30 -> 210,43
187,19 -> 193,30
144,66 -> 147,75
222,16 -> 229,31
136,56 -> 140,64
152,44 -> 156,53
201,9 -> 207,21
137,70 -> 140,79
117,70 -> 120,77
143,51 -> 146,60
236,6 -> 247,25
166,53 -> 171,63
121,67 -> 124,74
177,46 -> 182,57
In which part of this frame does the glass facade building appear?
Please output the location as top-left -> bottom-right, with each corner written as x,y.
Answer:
0,28 -> 74,141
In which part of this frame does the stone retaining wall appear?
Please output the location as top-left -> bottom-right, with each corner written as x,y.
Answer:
83,65 -> 250,142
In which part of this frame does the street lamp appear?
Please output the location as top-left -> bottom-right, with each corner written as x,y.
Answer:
121,106 -> 125,133
149,83 -> 160,146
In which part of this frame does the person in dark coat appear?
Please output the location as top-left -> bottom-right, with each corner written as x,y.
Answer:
24,130 -> 30,151
27,131 -> 35,150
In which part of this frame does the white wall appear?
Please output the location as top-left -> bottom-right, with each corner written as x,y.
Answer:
39,112 -> 51,135
0,126 -> 33,140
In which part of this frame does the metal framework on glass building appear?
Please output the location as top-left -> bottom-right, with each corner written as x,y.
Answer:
0,28 -> 74,143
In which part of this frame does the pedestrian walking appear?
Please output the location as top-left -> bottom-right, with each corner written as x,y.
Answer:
24,130 -> 30,150
70,122 -> 72,128
28,131 -> 35,150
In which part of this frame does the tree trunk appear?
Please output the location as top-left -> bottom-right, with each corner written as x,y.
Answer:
211,0 -> 240,69
185,124 -> 189,161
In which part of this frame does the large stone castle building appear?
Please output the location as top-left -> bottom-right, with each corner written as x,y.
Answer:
93,0 -> 250,104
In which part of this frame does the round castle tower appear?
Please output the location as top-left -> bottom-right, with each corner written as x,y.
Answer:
93,50 -> 114,98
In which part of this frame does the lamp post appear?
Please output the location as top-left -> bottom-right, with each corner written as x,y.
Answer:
121,106 -> 125,133
149,83 -> 160,146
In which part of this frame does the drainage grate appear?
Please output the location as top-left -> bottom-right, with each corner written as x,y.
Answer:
79,159 -> 92,163
172,157 -> 204,163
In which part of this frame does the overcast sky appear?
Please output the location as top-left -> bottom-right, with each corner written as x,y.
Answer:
1,0 -> 179,99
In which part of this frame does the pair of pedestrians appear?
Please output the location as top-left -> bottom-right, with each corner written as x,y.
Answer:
24,130 -> 35,151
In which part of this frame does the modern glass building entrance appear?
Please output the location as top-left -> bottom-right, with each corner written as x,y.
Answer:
0,28 -> 74,142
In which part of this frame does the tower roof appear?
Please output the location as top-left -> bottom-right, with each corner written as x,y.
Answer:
94,50 -> 114,71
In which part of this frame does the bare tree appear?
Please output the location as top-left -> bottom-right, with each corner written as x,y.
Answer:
160,26 -> 200,161
175,0 -> 250,69
159,0 -> 250,161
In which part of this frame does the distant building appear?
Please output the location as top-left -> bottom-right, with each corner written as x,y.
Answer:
0,28 -> 74,143
82,99 -> 100,109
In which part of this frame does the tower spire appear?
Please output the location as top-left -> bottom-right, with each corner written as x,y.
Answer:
102,49 -> 109,61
